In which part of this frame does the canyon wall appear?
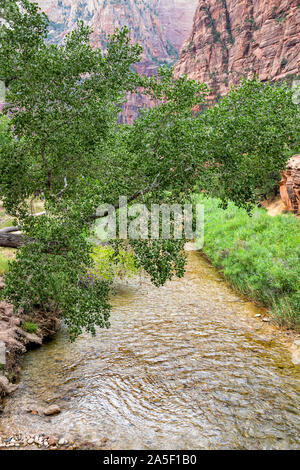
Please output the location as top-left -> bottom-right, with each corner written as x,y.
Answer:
39,0 -> 197,72
174,0 -> 300,97
280,155 -> 300,214
37,1 -> 198,121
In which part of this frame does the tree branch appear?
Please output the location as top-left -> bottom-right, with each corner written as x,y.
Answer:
0,174 -> 161,246
88,173 -> 160,220
54,177 -> 68,200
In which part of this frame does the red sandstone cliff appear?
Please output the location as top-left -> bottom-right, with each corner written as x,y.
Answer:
37,1 -> 198,121
280,155 -> 300,214
174,0 -> 300,97
38,0 -> 197,74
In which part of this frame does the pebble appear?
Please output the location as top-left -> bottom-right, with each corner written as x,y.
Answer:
48,436 -> 57,446
58,438 -> 68,446
0,434 -> 73,449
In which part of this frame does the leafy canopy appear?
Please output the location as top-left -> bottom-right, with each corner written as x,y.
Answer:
0,0 -> 298,339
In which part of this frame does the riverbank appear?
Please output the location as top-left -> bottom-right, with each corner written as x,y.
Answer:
0,280 -> 58,403
195,195 -> 300,330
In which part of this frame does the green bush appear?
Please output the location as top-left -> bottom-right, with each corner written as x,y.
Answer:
90,246 -> 139,282
21,321 -> 38,334
194,195 -> 300,328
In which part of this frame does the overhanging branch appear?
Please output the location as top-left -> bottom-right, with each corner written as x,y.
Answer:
0,174 -> 161,247
88,173 -> 160,221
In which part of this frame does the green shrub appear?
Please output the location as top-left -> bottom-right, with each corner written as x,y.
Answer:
194,195 -> 300,328
21,321 -> 38,334
89,246 -> 139,282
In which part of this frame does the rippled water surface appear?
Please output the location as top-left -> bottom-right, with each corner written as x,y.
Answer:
0,250 -> 299,449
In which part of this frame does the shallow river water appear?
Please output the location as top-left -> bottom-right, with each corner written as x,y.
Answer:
0,250 -> 299,449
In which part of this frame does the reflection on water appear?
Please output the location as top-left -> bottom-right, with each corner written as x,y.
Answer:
0,251 -> 299,449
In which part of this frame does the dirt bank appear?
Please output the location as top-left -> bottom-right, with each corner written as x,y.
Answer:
0,279 -> 58,404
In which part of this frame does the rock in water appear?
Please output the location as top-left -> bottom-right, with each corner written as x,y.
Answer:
291,339 -> 300,365
0,375 -> 18,395
43,405 -> 61,416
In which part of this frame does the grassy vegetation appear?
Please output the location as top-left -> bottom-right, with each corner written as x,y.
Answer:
0,253 -> 9,275
21,321 -> 38,334
0,203 -> 13,230
0,201 -> 16,275
194,196 -> 300,329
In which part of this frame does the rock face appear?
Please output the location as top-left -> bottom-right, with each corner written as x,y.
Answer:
38,0 -> 198,71
174,0 -> 300,97
0,281 -> 58,401
280,155 -> 300,214
37,0 -> 198,121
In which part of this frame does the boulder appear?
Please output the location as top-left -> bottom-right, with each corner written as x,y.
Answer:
0,375 -> 18,395
280,155 -> 300,214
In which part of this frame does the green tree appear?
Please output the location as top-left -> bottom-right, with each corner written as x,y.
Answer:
0,0 -> 206,339
195,78 -> 299,204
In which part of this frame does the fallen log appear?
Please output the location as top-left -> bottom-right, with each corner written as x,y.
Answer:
0,226 -> 19,234
0,232 -> 23,248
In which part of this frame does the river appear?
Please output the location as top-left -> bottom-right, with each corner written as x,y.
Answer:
0,249 -> 299,449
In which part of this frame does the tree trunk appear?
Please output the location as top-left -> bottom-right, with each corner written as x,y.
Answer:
0,233 -> 23,248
